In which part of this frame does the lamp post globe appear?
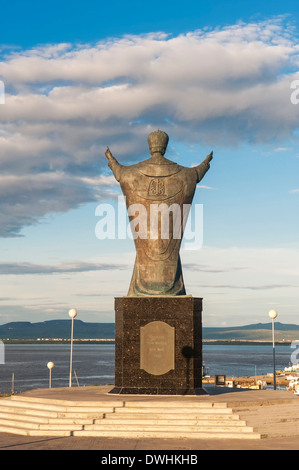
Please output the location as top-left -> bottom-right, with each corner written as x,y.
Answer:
68,308 -> 77,319
268,309 -> 278,320
47,362 -> 54,388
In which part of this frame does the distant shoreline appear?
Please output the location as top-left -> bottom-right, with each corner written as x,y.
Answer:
1,320 -> 298,344
1,339 -> 115,344
0,338 -> 293,346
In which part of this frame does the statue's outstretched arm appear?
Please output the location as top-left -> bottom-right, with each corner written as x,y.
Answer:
195,151 -> 213,183
105,147 -> 123,182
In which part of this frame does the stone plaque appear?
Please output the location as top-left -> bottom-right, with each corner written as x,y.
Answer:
140,321 -> 175,375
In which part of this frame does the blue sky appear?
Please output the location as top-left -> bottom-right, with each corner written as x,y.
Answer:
1,0 -> 299,47
0,0 -> 299,327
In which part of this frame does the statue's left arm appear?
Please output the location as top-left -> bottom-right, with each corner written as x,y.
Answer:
195,151 -> 213,183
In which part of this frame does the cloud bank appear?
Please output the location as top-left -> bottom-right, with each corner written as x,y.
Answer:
0,260 -> 128,275
0,17 -> 298,236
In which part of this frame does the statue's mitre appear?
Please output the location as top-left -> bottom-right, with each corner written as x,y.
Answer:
147,130 -> 169,154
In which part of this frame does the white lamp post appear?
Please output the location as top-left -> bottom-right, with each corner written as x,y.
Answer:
47,362 -> 54,389
68,308 -> 77,387
268,309 -> 278,390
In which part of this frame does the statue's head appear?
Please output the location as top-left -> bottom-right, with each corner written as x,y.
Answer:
148,130 -> 169,155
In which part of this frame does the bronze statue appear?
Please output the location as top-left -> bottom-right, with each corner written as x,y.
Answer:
105,130 -> 212,296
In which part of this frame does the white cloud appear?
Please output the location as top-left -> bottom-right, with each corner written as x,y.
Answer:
1,245 -> 298,324
0,260 -> 128,275
181,245 -> 299,325
197,185 -> 217,190
0,18 -> 298,236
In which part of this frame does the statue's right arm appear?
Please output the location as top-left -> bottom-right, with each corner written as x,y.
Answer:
105,147 -> 123,182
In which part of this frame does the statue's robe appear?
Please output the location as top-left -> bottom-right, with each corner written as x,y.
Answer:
108,154 -> 210,296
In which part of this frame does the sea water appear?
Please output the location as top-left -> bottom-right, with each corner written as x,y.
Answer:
0,343 -> 295,395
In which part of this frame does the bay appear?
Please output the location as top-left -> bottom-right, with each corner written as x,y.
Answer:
202,344 -> 294,378
0,343 -> 296,395
0,343 -> 115,395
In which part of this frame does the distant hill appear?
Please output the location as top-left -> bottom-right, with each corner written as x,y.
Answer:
0,320 -> 299,342
203,322 -> 299,342
0,320 -> 114,340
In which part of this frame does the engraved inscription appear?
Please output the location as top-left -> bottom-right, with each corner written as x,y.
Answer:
140,321 -> 175,375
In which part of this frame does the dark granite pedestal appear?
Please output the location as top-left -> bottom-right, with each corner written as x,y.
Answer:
109,296 -> 206,395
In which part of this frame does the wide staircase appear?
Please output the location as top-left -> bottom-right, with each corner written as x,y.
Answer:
0,395 -> 260,439
1,395 -> 299,439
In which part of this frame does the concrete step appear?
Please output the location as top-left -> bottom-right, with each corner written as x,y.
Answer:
0,417 -> 40,429
0,424 -> 33,436
0,405 -> 105,420
104,411 -> 240,420
50,405 -> 114,413
22,429 -> 72,437
0,404 -> 58,418
72,429 -> 262,439
10,395 -> 123,408
56,411 -> 105,419
117,406 -> 234,414
0,422 -> 73,437
95,417 -> 248,426
83,423 -> 254,433
47,417 -> 95,425
124,401 -> 228,409
0,412 -> 95,425
0,421 -> 258,439
0,398 -> 70,412
0,411 -> 51,423
0,421 -> 73,437
0,398 -> 115,414
0,417 -> 92,431
38,423 -> 84,431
